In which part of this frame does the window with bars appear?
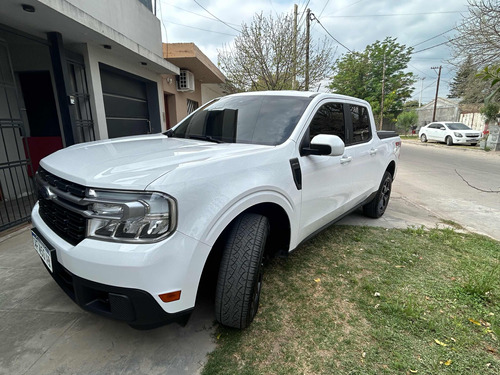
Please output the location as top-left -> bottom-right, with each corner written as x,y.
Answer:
187,99 -> 199,115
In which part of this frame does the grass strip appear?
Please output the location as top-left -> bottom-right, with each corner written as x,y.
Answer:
203,226 -> 500,375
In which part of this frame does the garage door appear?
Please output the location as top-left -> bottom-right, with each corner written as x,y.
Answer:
100,66 -> 159,138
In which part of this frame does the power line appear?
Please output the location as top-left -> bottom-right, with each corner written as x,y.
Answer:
163,2 -> 241,27
412,38 -> 456,54
411,26 -> 457,48
311,13 -> 352,52
193,0 -> 241,33
323,11 -> 464,18
318,0 -> 330,18
408,63 -> 434,78
165,19 -> 238,37
298,0 -> 311,25
157,0 -> 169,43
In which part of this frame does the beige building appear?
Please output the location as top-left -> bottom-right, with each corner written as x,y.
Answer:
162,43 -> 226,128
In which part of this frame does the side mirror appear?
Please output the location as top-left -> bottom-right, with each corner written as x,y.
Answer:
301,134 -> 345,156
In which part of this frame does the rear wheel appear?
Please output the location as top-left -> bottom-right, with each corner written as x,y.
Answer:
363,171 -> 393,218
215,213 -> 269,329
446,136 -> 453,146
420,134 -> 427,143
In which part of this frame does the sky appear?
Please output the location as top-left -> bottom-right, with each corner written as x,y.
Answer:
156,0 -> 471,105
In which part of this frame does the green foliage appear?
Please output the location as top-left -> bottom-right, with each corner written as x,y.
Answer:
396,110 -> 418,135
329,37 -> 415,122
477,65 -> 500,103
448,55 -> 476,100
480,102 -> 500,123
448,57 -> 499,104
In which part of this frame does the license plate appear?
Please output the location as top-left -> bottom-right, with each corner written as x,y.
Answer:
32,231 -> 53,273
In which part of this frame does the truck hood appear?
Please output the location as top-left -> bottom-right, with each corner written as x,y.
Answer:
40,134 -> 271,190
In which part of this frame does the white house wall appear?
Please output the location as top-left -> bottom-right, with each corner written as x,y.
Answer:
459,112 -> 485,132
201,83 -> 225,104
41,0 -> 163,56
77,43 -> 166,140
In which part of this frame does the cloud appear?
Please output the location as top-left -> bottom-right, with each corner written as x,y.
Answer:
158,0 -> 469,103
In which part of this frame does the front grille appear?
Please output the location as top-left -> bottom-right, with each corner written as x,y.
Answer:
38,168 -> 86,198
37,168 -> 88,245
466,134 -> 480,138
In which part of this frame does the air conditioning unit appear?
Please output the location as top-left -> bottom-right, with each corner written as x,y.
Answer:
177,70 -> 195,92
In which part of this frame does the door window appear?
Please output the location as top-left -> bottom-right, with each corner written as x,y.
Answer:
308,102 -> 345,142
348,105 -> 372,144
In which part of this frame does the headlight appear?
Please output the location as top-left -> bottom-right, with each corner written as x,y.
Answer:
454,132 -> 463,137
86,190 -> 176,243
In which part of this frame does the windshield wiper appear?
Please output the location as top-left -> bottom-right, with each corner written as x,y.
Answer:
188,135 -> 224,143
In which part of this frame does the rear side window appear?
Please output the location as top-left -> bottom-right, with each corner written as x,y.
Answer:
309,102 -> 345,142
349,105 -> 372,144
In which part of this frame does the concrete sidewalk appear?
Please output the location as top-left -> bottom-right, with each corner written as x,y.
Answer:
0,225 -> 216,375
0,187 -> 445,375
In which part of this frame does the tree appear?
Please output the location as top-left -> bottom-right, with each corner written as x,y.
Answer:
477,65 -> 500,103
448,56 -> 495,103
218,12 -> 334,92
403,100 -> 419,110
448,55 -> 475,99
329,37 -> 415,124
396,110 -> 418,135
450,0 -> 500,68
449,1 -> 500,103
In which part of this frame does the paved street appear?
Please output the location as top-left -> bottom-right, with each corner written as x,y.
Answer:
395,140 -> 500,240
1,142 -> 498,375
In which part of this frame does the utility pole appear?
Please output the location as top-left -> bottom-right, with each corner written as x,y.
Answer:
418,77 -> 425,107
293,4 -> 298,90
379,51 -> 386,130
431,66 -> 442,122
305,8 -> 310,91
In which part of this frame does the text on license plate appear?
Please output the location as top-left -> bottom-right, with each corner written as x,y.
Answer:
32,231 -> 53,273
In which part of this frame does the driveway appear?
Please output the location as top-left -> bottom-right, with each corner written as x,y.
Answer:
0,225 -> 216,375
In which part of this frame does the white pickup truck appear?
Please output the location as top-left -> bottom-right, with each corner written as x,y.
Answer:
31,91 -> 401,329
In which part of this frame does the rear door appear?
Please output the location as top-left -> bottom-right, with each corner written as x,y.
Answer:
345,104 -> 383,205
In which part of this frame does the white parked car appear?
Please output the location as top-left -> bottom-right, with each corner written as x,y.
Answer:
419,122 -> 481,146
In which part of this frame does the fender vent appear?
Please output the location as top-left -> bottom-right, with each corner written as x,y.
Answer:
289,158 -> 302,190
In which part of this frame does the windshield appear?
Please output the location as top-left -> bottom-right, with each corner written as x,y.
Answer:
446,123 -> 471,130
168,95 -> 312,146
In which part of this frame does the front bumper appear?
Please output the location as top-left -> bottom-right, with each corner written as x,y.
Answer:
33,228 -> 191,328
31,203 -> 211,328
453,136 -> 480,144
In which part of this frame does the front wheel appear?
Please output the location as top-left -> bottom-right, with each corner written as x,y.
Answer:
420,134 -> 427,143
215,213 -> 269,329
446,136 -> 453,146
363,171 -> 393,218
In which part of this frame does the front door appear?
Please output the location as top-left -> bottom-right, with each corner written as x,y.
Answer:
298,101 -> 354,240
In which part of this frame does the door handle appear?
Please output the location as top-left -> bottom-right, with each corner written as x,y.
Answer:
370,148 -> 378,155
147,120 -> 152,134
340,156 -> 352,164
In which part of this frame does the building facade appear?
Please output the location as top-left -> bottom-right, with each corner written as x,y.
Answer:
0,0 -> 224,231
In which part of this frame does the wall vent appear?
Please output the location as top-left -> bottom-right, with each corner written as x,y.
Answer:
177,70 -> 195,92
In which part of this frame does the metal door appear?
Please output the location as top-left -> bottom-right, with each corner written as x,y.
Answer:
100,67 -> 152,138
0,42 -> 36,230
